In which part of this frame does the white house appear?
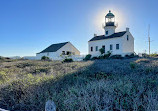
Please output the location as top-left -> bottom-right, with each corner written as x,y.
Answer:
88,10 -> 134,57
36,42 -> 80,60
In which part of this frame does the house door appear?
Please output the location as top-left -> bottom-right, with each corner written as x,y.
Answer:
102,45 -> 105,53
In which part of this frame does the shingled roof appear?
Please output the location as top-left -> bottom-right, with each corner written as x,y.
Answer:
89,31 -> 127,42
37,42 -> 69,54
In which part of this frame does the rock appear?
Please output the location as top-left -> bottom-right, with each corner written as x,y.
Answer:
45,100 -> 56,111
0,108 -> 9,111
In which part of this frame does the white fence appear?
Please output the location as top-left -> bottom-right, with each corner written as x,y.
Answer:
22,55 -> 86,61
22,56 -> 38,60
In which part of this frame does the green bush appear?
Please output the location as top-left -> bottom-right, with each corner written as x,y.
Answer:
63,58 -> 73,62
91,56 -> 98,60
83,54 -> 92,60
41,56 -> 50,61
97,51 -> 111,59
125,53 -> 136,58
0,71 -> 9,83
130,62 -> 136,69
110,55 -> 123,59
150,53 -> 158,57
142,53 -> 149,58
103,51 -> 111,59
98,55 -> 104,59
99,48 -> 105,55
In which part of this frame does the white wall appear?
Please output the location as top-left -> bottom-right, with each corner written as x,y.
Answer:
122,31 -> 134,55
36,52 -> 56,60
36,42 -> 80,60
57,42 -> 80,55
104,26 -> 116,36
88,31 -> 134,57
88,37 -> 123,57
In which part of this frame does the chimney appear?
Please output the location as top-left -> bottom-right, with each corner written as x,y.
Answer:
126,27 -> 129,32
94,34 -> 97,37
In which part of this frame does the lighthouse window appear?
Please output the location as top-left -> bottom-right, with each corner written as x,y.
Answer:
96,46 -> 98,51
62,51 -> 65,55
116,44 -> 119,50
102,45 -> 105,53
110,44 -> 113,50
106,31 -> 108,35
91,47 -> 93,52
127,35 -> 129,41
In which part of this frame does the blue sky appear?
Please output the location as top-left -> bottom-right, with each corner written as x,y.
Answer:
0,0 -> 158,57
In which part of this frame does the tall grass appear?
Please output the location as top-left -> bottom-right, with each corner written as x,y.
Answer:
0,58 -> 158,110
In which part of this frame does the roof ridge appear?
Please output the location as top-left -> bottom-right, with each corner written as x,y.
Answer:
37,41 -> 69,54
89,31 -> 127,42
50,41 -> 69,45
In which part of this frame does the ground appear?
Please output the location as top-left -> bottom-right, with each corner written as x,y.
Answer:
0,57 -> 158,110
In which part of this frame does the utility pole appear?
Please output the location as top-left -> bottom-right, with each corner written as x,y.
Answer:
148,25 -> 151,55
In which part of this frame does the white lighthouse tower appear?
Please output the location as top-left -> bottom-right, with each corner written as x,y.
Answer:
104,10 -> 117,36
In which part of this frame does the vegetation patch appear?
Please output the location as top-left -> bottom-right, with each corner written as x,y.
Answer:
135,58 -> 150,63
0,58 -> 158,110
130,62 -> 137,69
83,54 -> 92,60
63,58 -> 73,63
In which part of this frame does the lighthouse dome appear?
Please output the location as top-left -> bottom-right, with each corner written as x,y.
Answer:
105,10 -> 115,18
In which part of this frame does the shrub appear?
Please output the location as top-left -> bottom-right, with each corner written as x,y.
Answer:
97,51 -> 111,59
63,58 -> 73,62
41,56 -> 50,61
98,55 -> 104,59
32,67 -> 51,74
91,56 -> 98,60
150,53 -> 158,57
99,48 -> 105,55
130,62 -> 136,69
16,62 -> 34,68
125,53 -> 136,58
0,71 -> 9,83
142,53 -> 149,58
110,55 -> 123,59
83,54 -> 91,60
103,51 -> 111,59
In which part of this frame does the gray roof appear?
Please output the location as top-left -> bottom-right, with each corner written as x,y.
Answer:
89,31 -> 126,42
37,42 -> 69,54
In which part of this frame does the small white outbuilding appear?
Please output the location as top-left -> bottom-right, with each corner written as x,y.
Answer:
88,10 -> 134,57
36,42 -> 80,60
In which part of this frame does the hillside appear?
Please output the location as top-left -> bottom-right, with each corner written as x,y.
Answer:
0,58 -> 158,110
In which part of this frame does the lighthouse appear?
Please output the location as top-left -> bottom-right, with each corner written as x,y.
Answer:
88,10 -> 134,57
104,10 -> 117,36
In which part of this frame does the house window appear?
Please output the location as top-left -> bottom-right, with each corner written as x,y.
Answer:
96,46 -> 98,51
116,44 -> 119,50
47,52 -> 49,56
62,51 -> 65,55
102,45 -> 105,53
102,45 -> 105,49
110,44 -> 113,50
127,35 -> 129,41
66,51 -> 71,55
106,31 -> 108,35
91,47 -> 93,52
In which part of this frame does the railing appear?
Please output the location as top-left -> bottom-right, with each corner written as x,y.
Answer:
102,22 -> 118,28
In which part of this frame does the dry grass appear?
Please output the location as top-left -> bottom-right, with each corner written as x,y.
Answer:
0,58 -> 158,110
